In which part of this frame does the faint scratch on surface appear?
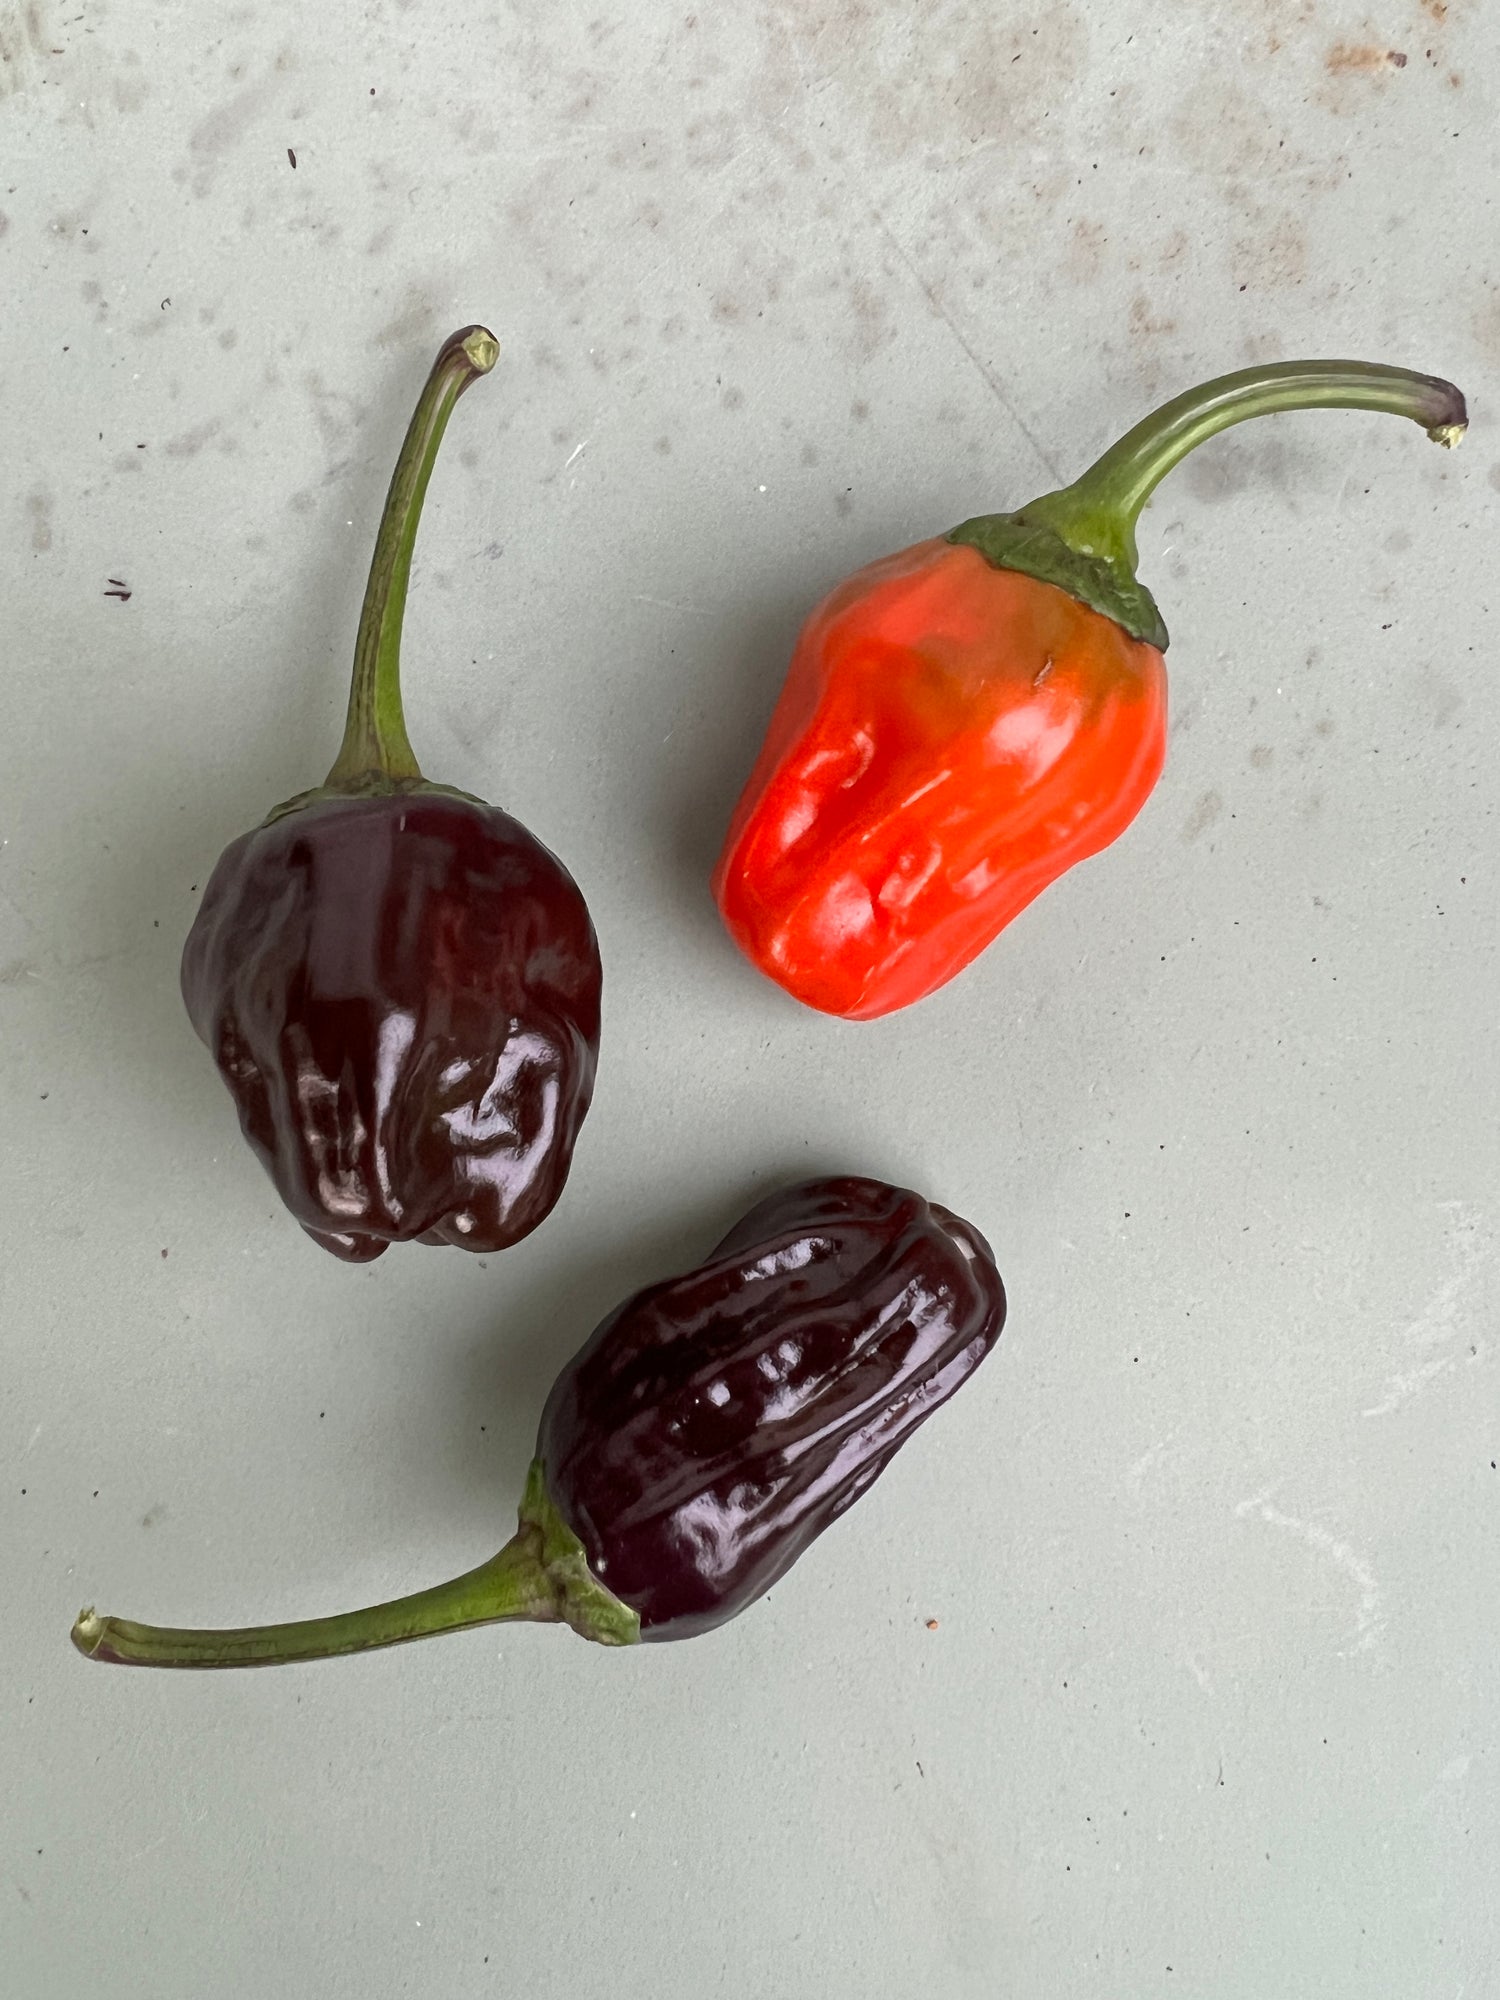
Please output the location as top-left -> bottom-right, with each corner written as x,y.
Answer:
563,439 -> 589,470
868,206 -> 1063,484
1364,1202 -> 1491,1417
633,594 -> 712,616
1184,1653 -> 1211,1692
1234,1488 -> 1384,1654
1125,1436 -> 1173,1493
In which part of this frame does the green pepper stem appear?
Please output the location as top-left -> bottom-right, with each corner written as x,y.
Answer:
1021,360 -> 1467,571
70,1461 -> 641,1670
70,1528 -> 558,1669
324,324 -> 499,791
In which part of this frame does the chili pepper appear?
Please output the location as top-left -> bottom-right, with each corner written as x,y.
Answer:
712,360 -> 1467,1020
70,1176 -> 1005,1666
181,328 -> 602,1261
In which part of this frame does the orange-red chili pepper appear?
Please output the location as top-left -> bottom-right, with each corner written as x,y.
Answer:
712,362 -> 1466,1020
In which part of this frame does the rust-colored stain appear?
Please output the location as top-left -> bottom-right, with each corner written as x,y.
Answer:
1128,292 -> 1176,345
1324,43 -> 1408,75
1066,217 -> 1108,284
1234,210 -> 1309,290
1421,0 -> 1448,21
1181,790 -> 1224,846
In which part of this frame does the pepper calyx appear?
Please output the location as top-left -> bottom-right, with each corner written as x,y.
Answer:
947,511 -> 1169,651
518,1459 -> 641,1648
259,775 -> 490,829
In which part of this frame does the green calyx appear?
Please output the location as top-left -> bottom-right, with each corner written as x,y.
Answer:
515,1460 -> 641,1648
322,323 -> 499,796
948,510 -> 1169,650
948,359 -> 1467,649
70,1458 -> 638,1670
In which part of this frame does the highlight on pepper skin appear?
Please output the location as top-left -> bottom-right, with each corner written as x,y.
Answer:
180,327 -> 603,1261
713,541 -> 1167,1020
712,359 -> 1467,1020
70,1176 -> 1006,1669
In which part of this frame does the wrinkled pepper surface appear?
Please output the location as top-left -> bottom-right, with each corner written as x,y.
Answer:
71,1176 -> 1005,1666
713,361 -> 1467,1019
183,329 -> 602,1260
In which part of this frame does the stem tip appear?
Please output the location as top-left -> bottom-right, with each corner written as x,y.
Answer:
459,326 -> 500,376
72,1609 -> 105,1656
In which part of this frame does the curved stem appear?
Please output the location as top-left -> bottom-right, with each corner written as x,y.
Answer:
1021,360 -> 1467,570
324,324 -> 499,791
71,1527 -> 555,1669
70,1461 -> 641,1670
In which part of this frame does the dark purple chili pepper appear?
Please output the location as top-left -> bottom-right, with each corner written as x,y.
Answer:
182,327 -> 602,1262
71,1177 -> 1006,1667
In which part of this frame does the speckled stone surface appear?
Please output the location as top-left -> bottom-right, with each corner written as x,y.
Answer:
3,4 -> 1497,1994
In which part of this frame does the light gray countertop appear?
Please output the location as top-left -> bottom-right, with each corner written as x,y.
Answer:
3,4 -> 1497,1995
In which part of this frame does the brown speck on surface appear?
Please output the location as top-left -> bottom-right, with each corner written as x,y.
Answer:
287,146 -> 296,167
1181,790 -> 1223,844
165,419 -> 221,459
1066,217 -> 1108,283
1325,43 -> 1406,75
373,292 -> 436,350
1128,291 -> 1176,346
925,1618 -> 939,1631
27,490 -> 53,552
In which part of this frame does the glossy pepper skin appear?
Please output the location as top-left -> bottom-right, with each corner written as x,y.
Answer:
715,540 -> 1167,1020
713,360 -> 1467,1020
71,1176 -> 1006,1668
538,1174 -> 1005,1639
182,328 -> 602,1260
